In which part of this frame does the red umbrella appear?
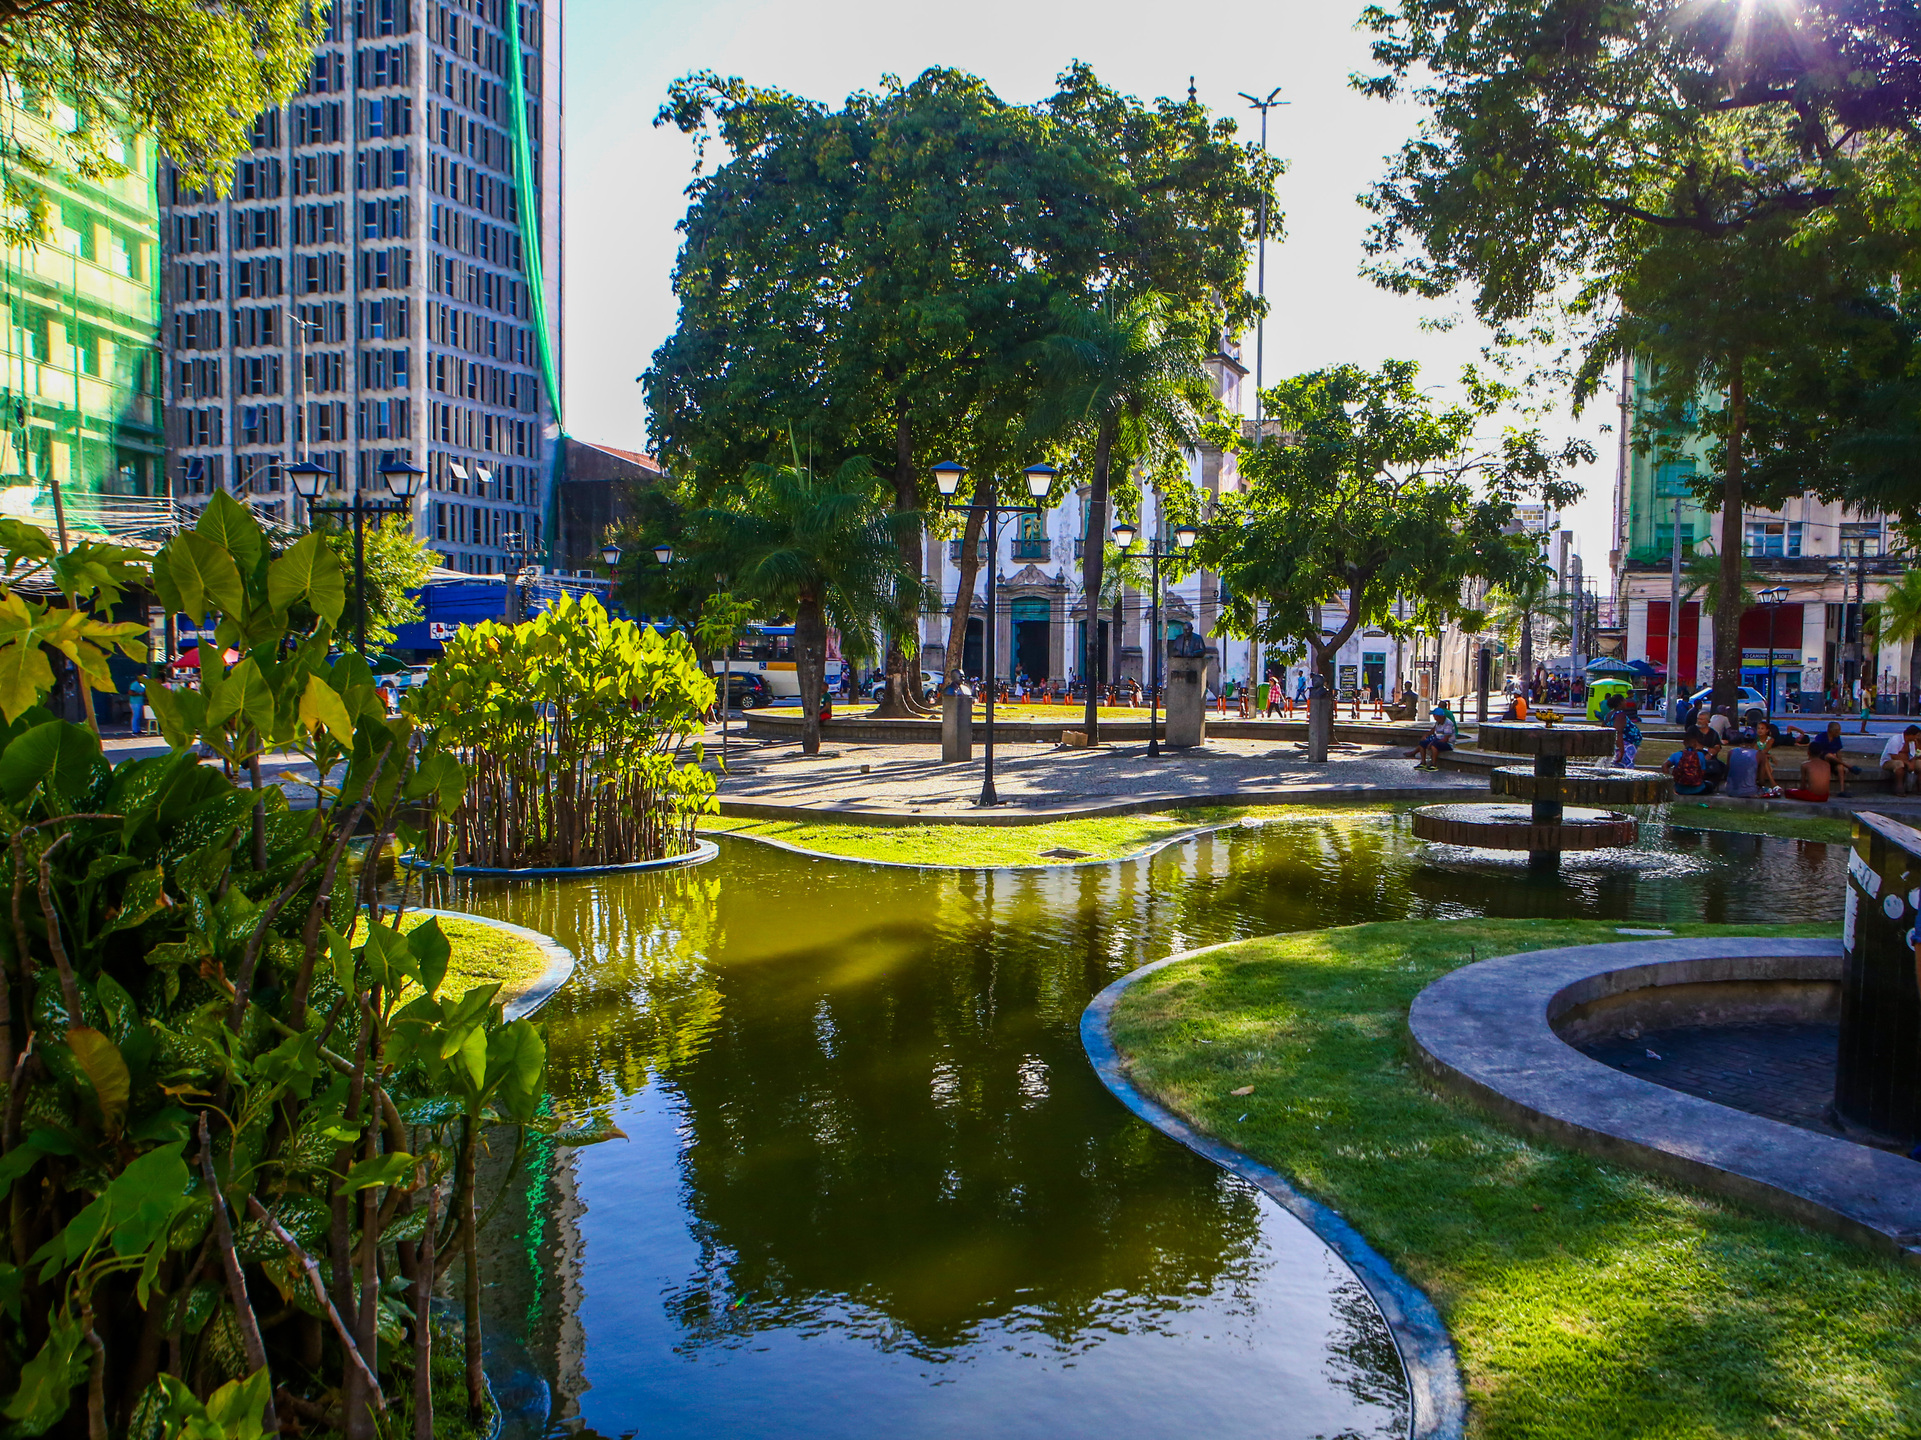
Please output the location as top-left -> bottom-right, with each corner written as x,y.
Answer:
190,644 -> 240,671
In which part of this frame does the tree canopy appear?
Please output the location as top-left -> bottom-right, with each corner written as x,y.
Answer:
645,64 -> 1272,710
0,0 -> 318,244
1196,361 -> 1587,757
1355,0 -> 1921,709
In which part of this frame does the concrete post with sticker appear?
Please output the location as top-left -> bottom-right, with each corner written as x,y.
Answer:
1836,811 -> 1921,1145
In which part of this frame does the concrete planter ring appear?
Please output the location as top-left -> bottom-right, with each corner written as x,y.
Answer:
400,838 -> 720,879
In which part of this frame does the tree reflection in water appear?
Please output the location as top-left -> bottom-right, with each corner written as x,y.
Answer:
416,808 -> 1840,1440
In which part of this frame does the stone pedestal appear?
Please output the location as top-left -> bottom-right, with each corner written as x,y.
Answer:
941,686 -> 974,764
1835,811 -> 1921,1145
1164,634 -> 1207,748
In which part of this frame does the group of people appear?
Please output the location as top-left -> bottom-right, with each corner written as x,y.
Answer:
1402,688 -> 1920,804
1658,702 -> 1897,801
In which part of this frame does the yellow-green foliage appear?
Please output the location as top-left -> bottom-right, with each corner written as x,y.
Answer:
409,595 -> 717,867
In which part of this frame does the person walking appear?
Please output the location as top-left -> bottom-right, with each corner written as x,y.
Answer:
129,676 -> 147,737
1860,683 -> 1877,734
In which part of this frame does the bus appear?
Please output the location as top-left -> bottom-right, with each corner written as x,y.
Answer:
711,625 -> 846,704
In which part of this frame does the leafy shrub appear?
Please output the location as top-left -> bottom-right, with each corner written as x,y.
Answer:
408,595 -> 717,869
0,494 -> 584,1438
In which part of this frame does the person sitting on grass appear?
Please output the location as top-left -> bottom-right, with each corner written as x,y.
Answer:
1723,729 -> 1764,797
1787,720 -> 1857,796
1664,733 -> 1714,794
1413,701 -> 1457,771
1881,725 -> 1921,796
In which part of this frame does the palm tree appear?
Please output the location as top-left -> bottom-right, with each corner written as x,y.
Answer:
1035,291 -> 1214,743
1484,563 -> 1570,693
1869,564 -> 1921,708
695,457 -> 924,755
1679,547 -> 1762,622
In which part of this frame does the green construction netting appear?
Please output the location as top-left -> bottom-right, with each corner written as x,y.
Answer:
507,7 -> 565,566
0,83 -> 165,540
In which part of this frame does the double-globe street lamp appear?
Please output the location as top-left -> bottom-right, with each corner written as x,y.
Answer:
289,455 -> 426,659
932,458 -> 1057,807
1110,515 -> 1197,758
1759,584 -> 1790,716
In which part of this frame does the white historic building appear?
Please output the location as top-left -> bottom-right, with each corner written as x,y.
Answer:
914,341 -> 1409,701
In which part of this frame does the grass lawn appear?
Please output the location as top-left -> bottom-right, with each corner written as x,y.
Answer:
1109,917 -> 1921,1440
700,805 -> 1369,866
395,910 -> 554,1008
1650,802 -> 1852,846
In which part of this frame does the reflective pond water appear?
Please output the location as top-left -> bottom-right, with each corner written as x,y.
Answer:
417,807 -> 1844,1439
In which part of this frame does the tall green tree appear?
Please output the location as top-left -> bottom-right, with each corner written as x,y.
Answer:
1033,291 -> 1216,742
647,64 -> 1272,715
689,457 -> 923,755
1195,361 -> 1587,759
0,0 -> 319,244
313,514 -> 437,650
1356,0 -> 1921,714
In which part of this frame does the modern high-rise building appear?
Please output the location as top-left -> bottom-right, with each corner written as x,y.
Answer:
160,0 -> 563,574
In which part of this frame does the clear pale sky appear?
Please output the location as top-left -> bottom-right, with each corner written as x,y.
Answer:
559,0 -> 1617,580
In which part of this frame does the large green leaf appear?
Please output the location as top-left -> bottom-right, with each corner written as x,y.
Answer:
65,1026 -> 129,1138
0,721 -> 101,806
161,532 -> 245,624
195,489 -> 265,574
340,1151 -> 417,1192
2,1308 -> 85,1432
296,672 -> 354,744
266,532 -> 346,624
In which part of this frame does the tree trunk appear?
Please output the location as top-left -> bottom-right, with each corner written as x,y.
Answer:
1080,421 -> 1116,744
942,479 -> 991,684
876,404 -> 931,718
460,1120 -> 485,1422
1714,356 -> 1747,715
1308,596 -> 1363,762
795,595 -> 827,755
1517,608 -> 1533,692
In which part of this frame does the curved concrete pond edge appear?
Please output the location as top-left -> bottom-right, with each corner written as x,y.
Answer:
403,907 -> 577,1021
1409,938 -> 1921,1266
1083,945 -> 1466,1440
399,838 -> 719,879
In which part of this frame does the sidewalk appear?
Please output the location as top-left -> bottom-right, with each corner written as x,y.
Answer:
707,732 -> 1482,825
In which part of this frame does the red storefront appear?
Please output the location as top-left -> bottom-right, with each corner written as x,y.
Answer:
1645,601 -> 1807,691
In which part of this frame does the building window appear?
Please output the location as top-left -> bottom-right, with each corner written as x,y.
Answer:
1653,460 -> 1695,498
1653,523 -> 1695,556
1745,520 -> 1791,558
1840,521 -> 1883,557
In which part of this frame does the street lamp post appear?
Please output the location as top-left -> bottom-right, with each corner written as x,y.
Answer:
289,456 -> 426,658
1760,584 -> 1789,717
932,459 -> 1056,807
1111,514 -> 1199,758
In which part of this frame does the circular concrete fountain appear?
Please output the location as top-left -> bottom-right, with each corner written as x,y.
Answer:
1412,722 -> 1671,868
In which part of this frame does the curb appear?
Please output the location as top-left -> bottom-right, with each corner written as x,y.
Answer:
713,783 -> 1475,829
400,838 -> 720,878
403,908 -> 577,1021
1082,946 -> 1466,1440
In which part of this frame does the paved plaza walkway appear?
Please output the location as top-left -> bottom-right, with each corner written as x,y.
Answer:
707,732 -> 1483,821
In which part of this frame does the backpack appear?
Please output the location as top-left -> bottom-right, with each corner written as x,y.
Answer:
1674,747 -> 1704,785
1624,715 -> 1641,745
